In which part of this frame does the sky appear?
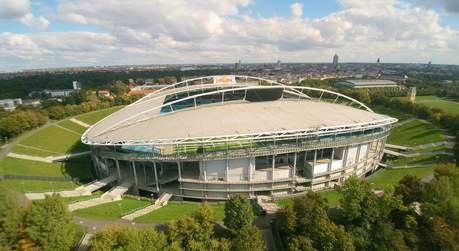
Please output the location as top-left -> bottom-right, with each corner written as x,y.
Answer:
0,0 -> 459,71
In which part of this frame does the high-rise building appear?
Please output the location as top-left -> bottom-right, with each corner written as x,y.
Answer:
332,54 -> 339,66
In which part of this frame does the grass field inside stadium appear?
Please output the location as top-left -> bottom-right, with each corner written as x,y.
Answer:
387,119 -> 444,146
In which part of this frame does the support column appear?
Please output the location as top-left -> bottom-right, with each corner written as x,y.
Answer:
272,155 -> 276,180
132,162 -> 138,186
312,150 -> 317,176
115,159 -> 121,182
328,148 -> 335,172
226,159 -> 229,181
293,152 -> 297,178
203,161 -> 207,181
153,162 -> 159,192
104,159 -> 109,177
177,161 -> 182,179
143,162 -> 147,185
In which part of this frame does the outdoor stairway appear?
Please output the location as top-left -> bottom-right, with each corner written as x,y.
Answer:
75,175 -> 117,195
385,144 -> 412,151
383,149 -> 407,157
25,175 -> 117,200
121,192 -> 173,221
68,181 -> 133,211
255,196 -> 281,214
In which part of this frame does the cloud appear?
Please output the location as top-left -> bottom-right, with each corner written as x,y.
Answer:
20,13 -> 50,30
1,0 -> 459,70
290,2 -> 303,18
0,0 -> 30,19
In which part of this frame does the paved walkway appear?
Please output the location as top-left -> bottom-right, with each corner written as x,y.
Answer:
68,181 -> 132,211
69,118 -> 90,128
76,233 -> 93,251
122,193 -> 172,221
7,151 -> 90,163
384,149 -> 407,157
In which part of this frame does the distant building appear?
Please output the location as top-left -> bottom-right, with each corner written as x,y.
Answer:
332,54 -> 339,67
72,81 -> 82,90
0,98 -> 22,112
336,79 -> 398,88
41,89 -> 75,97
22,99 -> 41,107
235,59 -> 242,70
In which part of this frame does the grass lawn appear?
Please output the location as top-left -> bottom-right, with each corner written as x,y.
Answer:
57,120 -> 87,134
401,96 -> 459,115
0,157 -> 67,177
367,167 -> 434,190
134,202 -> 225,224
18,125 -> 88,154
388,154 -> 451,166
74,106 -> 122,125
415,144 -> 450,153
387,119 -> 443,146
275,190 -> 342,208
73,197 -> 150,220
0,157 -> 93,182
1,179 -> 79,192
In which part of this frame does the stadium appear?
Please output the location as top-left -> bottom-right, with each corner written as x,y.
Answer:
82,75 -> 397,200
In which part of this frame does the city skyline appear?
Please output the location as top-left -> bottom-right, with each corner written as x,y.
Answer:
1,0 -> 459,71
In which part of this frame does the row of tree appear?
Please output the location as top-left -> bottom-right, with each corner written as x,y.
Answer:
0,109 -> 47,139
89,195 -> 264,251
277,164 -> 459,251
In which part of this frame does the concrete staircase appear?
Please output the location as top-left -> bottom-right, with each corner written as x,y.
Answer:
25,175 -> 117,200
256,196 -> 280,214
68,181 -> 132,212
121,192 -> 172,221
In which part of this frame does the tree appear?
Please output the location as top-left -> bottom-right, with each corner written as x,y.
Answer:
47,106 -> 65,120
0,186 -> 22,249
394,175 -> 424,204
278,192 -> 355,251
224,195 -> 254,233
231,224 -> 264,251
288,236 -> 316,251
167,204 -> 230,251
24,194 -> 77,251
90,226 -> 167,251
418,217 -> 458,251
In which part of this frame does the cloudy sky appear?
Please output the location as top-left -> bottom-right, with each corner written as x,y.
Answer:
0,0 -> 459,71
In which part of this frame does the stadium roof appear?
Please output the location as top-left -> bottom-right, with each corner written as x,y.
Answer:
84,100 -> 391,143
82,75 -> 397,146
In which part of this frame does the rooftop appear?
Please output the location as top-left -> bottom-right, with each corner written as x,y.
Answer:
84,99 -> 392,144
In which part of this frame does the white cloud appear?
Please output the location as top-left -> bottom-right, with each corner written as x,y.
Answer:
1,0 -> 459,70
0,0 -> 30,19
20,13 -> 50,30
